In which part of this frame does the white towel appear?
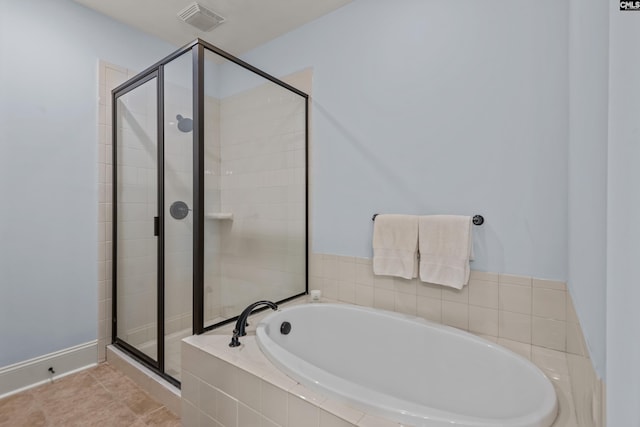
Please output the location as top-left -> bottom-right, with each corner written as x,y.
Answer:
372,214 -> 419,279
418,215 -> 473,289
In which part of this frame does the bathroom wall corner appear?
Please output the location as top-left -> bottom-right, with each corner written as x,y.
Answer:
566,351 -> 605,427
565,286 -> 606,426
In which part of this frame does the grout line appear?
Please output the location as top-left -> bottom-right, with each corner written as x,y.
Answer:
142,404 -> 174,423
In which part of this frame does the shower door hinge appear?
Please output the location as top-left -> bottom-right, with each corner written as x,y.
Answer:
153,216 -> 159,236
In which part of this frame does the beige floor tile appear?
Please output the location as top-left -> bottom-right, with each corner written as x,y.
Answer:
10,410 -> 47,427
83,400 -> 139,427
0,363 -> 177,427
142,406 -> 181,426
90,361 -> 126,384
0,392 -> 39,425
123,389 -> 164,417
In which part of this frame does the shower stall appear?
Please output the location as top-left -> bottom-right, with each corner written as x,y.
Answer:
111,39 -> 308,385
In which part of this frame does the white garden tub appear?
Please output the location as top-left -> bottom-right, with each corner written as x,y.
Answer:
256,303 -> 557,427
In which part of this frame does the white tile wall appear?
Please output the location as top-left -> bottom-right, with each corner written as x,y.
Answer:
500,310 -> 532,343
442,300 -> 469,330
98,60 -> 130,362
204,94 -> 223,326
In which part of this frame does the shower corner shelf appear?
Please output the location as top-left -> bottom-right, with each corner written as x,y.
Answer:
206,212 -> 234,220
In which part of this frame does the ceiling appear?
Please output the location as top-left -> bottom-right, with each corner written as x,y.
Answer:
74,0 -> 352,55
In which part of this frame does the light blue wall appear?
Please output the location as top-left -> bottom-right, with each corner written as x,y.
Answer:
606,2 -> 640,424
241,0 -> 569,280
0,0 -> 173,367
567,0 -> 609,379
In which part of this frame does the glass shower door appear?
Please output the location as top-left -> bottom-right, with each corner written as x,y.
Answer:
163,53 -> 193,379
114,74 -> 160,365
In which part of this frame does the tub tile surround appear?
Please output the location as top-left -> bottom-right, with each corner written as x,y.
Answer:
181,317 -> 395,427
182,297 -> 582,427
181,259 -> 605,427
309,253 -> 603,427
312,254 -> 579,353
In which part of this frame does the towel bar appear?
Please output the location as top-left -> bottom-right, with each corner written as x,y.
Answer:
371,213 -> 484,226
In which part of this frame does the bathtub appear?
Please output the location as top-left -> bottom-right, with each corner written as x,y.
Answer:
256,303 -> 557,427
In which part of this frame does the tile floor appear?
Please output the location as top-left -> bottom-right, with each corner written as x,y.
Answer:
0,363 -> 180,427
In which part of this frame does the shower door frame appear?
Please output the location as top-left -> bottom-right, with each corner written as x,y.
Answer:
111,39 -> 309,386
111,67 -> 171,383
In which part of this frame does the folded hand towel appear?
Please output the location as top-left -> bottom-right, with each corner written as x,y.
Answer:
373,214 -> 419,279
418,215 -> 472,289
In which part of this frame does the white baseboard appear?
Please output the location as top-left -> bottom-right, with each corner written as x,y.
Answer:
0,341 -> 98,399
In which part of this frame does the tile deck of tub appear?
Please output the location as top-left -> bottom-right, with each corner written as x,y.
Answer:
181,297 -> 579,427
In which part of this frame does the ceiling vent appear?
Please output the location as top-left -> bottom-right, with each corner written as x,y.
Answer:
177,2 -> 225,32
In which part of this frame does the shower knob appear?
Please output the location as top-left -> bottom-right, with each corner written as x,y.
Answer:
170,201 -> 190,220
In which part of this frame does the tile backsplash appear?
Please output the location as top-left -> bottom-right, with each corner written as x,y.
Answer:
311,253 -> 577,352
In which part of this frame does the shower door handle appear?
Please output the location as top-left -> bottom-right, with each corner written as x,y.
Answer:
153,216 -> 159,237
